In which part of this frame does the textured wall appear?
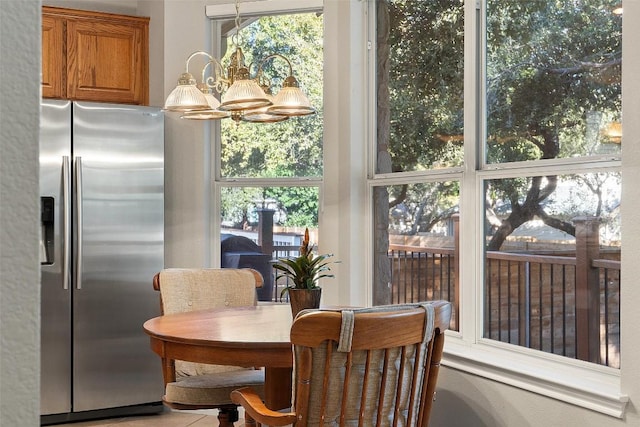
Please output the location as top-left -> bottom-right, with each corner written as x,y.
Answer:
0,1 -> 41,425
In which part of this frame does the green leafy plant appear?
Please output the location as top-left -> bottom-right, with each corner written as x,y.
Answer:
274,228 -> 336,297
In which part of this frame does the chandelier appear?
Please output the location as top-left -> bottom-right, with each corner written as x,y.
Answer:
163,0 -> 315,123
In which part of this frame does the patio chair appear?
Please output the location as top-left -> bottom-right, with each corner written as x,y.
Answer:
231,300 -> 452,426
152,268 -> 266,427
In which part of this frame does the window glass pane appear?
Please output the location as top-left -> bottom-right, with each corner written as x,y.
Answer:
376,0 -> 464,174
483,173 -> 621,367
219,13 -> 323,178
373,181 -> 460,331
221,186 -> 319,229
486,0 -> 622,164
220,186 -> 320,302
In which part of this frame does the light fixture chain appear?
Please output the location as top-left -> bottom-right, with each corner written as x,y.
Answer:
232,0 -> 243,48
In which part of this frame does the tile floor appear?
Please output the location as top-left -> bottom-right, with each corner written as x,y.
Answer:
51,408 -> 242,427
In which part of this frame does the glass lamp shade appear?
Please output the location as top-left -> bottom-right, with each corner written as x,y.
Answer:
163,73 -> 210,112
267,76 -> 315,116
242,110 -> 289,123
242,94 -> 288,123
219,79 -> 272,111
181,92 -> 230,120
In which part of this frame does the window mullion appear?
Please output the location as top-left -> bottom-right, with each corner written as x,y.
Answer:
456,0 -> 483,344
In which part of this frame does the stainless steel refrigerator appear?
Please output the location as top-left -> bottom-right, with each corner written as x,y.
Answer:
39,100 -> 165,424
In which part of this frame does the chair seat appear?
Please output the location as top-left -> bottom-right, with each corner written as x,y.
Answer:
165,369 -> 265,406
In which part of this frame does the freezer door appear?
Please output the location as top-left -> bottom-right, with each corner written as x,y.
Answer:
72,102 -> 164,411
40,100 -> 73,415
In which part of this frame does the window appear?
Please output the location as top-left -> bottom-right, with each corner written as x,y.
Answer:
372,0 -> 464,321
483,0 -> 621,367
483,173 -> 621,367
383,181 -> 461,331
210,6 -> 324,302
371,0 -> 623,415
219,13 -> 324,179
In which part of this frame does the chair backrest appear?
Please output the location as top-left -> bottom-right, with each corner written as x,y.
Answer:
289,300 -> 451,427
153,268 -> 263,315
152,268 -> 263,377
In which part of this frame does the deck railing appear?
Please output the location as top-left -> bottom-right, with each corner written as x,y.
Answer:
270,244 -> 301,302
387,216 -> 621,368
388,246 -> 458,329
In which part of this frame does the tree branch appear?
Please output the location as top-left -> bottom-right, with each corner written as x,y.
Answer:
536,209 -> 576,236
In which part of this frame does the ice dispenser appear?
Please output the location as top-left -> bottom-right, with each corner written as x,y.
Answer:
40,196 -> 54,264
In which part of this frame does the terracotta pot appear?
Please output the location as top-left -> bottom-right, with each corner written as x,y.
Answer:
288,288 -> 322,318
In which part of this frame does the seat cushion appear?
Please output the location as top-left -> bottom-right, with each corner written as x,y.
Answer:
165,369 -> 265,406
176,360 -> 249,377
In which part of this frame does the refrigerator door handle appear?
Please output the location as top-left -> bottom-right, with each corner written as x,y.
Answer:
62,156 -> 71,290
74,156 -> 83,290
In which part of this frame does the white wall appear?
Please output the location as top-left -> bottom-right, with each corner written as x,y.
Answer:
0,1 -> 41,426
137,0 -> 165,108
618,1 -> 640,424
161,0 -> 214,268
320,0 -> 369,307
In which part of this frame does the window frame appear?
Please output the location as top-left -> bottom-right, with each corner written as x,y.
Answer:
366,0 -> 627,417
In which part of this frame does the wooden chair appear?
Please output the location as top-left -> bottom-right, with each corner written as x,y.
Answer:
152,268 -> 266,427
231,300 -> 452,427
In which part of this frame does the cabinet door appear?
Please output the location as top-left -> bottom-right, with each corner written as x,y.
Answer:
42,15 -> 65,99
66,19 -> 148,105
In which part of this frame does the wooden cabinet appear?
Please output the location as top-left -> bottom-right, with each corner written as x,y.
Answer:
42,7 -> 149,105
42,14 -> 65,99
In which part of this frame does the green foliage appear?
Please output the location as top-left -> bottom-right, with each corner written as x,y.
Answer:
220,187 -> 262,228
220,186 -> 318,229
482,0 -> 622,249
380,0 -> 621,248
486,0 -> 622,162
274,254 -> 334,292
385,0 -> 465,171
221,13 -> 323,179
265,186 -> 318,227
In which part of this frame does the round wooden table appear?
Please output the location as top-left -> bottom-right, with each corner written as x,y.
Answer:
143,304 -> 293,410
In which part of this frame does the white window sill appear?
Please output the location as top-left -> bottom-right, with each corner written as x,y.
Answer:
442,336 -> 629,418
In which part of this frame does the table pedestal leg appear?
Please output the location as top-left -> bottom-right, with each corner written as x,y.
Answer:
264,367 -> 292,410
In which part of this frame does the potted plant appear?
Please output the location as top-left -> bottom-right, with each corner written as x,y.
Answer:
274,228 -> 336,317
